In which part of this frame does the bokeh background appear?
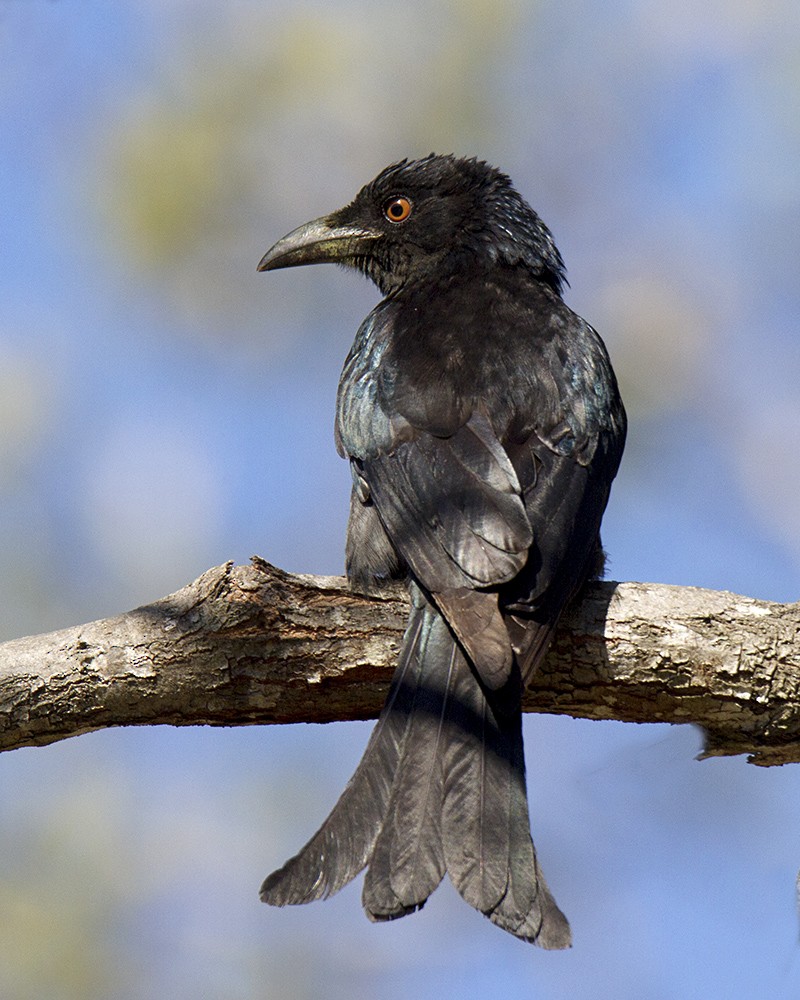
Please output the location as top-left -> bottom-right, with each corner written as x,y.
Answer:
2,1 -> 800,997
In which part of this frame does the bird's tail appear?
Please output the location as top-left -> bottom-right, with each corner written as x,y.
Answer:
260,587 -> 571,948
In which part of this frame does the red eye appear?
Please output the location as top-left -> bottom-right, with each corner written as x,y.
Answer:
383,196 -> 412,223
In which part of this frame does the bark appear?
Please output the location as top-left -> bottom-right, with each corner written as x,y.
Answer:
0,557 -> 798,765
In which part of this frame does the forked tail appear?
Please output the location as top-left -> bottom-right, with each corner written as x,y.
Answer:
261,585 -> 571,948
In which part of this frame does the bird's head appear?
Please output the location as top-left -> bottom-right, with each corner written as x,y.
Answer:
258,154 -> 566,295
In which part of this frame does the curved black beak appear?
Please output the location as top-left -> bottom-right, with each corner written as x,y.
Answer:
257,216 -> 381,272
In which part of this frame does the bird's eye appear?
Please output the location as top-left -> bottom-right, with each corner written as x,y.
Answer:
383,197 -> 412,223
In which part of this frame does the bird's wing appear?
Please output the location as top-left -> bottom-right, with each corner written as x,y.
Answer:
501,405 -> 624,681
357,411 -> 532,689
359,411 -> 623,692
360,411 -> 531,589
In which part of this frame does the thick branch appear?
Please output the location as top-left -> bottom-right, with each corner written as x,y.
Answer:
0,558 -> 798,764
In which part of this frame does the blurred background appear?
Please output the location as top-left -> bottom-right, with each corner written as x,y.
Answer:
2,1 -> 800,997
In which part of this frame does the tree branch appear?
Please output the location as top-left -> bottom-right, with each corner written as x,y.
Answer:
1,558 -> 798,764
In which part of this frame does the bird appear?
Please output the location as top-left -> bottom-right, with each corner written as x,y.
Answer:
256,154 -> 626,947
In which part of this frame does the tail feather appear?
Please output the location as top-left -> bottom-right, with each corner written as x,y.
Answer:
260,606 -> 426,906
483,712 -> 571,947
440,649 -> 512,914
262,586 -> 571,948
362,605 -> 453,919
440,636 -> 571,947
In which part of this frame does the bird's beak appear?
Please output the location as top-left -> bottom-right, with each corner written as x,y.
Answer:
257,215 -> 380,272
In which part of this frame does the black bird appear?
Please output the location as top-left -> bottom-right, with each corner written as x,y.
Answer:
257,154 -> 626,947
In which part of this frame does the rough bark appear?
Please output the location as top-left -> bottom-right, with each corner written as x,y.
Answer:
0,557 -> 797,765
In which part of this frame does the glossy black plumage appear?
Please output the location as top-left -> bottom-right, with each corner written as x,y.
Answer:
257,154 -> 626,946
